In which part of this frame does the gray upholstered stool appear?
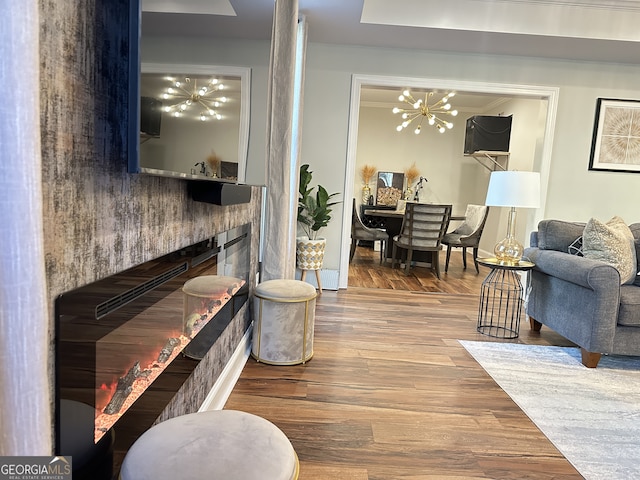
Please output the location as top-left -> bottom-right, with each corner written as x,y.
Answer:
252,279 -> 317,365
119,410 -> 298,480
182,275 -> 243,359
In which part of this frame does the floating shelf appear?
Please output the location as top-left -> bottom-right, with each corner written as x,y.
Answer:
189,180 -> 252,206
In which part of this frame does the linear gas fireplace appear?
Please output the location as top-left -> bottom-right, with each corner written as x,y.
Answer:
54,223 -> 251,454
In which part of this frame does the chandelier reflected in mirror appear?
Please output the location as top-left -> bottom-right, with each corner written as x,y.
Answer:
393,90 -> 458,134
161,76 -> 228,121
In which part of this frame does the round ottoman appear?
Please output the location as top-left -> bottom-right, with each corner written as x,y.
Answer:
119,410 -> 298,480
252,279 -> 317,365
182,275 -> 243,359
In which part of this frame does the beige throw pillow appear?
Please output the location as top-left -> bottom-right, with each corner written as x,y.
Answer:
582,216 -> 637,285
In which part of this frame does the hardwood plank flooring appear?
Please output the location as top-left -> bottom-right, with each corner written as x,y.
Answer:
224,245 -> 581,479
348,243 -> 489,293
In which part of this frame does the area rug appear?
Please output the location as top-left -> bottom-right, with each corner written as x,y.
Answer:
459,340 -> 640,480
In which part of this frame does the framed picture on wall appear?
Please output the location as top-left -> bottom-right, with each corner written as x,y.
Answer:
589,98 -> 640,173
376,171 -> 404,206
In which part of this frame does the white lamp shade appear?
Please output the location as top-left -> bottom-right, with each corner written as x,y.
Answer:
485,171 -> 540,208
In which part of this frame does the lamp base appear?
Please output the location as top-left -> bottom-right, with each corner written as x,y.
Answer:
494,235 -> 524,265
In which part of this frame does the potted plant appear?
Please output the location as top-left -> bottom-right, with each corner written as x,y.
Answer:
296,164 -> 341,271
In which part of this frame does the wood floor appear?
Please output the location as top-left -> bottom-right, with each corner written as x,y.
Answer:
348,243 -> 491,293
224,245 -> 581,479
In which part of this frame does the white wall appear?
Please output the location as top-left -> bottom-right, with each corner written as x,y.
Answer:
143,36 -> 640,280
140,115 -> 240,176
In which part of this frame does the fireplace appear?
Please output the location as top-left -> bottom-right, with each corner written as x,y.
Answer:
54,223 -> 251,455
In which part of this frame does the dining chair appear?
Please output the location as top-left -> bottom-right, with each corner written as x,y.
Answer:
350,198 -> 389,264
391,203 -> 452,279
442,204 -> 490,273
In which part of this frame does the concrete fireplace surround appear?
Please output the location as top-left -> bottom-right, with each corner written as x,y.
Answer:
38,0 -> 262,452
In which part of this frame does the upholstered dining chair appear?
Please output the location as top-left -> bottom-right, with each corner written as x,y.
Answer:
350,198 -> 389,264
391,203 -> 452,279
442,204 -> 489,274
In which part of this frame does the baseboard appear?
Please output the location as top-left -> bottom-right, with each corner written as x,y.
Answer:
199,325 -> 253,412
296,268 -> 339,290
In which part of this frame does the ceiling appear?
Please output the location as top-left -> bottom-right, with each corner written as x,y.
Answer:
142,0 -> 640,65
141,0 -> 640,112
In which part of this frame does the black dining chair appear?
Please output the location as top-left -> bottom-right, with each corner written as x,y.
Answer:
391,203 -> 452,279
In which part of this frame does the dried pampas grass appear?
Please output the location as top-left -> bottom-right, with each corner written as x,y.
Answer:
361,164 -> 376,184
405,163 -> 420,185
206,152 -> 221,172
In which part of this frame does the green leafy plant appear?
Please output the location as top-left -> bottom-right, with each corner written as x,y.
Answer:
297,164 -> 341,240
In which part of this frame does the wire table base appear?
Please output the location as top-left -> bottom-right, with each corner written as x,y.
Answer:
477,266 -> 526,339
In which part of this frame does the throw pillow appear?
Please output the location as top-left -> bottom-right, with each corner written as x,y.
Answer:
582,216 -> 637,285
568,236 -> 583,256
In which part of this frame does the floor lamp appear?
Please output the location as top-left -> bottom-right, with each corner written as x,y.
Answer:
485,171 -> 540,265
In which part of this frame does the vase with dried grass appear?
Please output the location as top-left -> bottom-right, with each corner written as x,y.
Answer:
360,164 -> 376,204
206,152 -> 221,178
404,163 -> 420,200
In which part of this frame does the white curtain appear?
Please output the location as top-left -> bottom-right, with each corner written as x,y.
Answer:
0,0 -> 51,455
261,0 -> 308,281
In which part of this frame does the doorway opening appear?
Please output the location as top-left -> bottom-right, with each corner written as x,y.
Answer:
339,75 -> 558,289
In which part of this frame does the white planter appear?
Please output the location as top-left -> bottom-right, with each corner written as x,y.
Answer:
296,237 -> 326,270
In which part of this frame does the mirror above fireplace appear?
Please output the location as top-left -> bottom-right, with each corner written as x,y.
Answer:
132,63 -> 251,182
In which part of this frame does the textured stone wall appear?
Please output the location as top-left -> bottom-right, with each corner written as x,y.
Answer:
39,0 -> 261,444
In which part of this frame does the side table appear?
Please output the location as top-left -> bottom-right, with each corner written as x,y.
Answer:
476,257 -> 535,339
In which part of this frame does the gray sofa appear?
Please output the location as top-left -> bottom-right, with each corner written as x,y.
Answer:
524,220 -> 640,367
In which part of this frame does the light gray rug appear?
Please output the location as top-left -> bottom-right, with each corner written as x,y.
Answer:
459,340 -> 640,480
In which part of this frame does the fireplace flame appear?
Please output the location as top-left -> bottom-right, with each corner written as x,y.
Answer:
93,279 -> 245,443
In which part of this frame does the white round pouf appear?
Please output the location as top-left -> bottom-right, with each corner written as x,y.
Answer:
252,279 -> 317,365
119,410 -> 298,480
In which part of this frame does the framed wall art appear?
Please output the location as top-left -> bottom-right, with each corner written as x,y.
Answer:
589,98 -> 640,173
376,171 -> 404,206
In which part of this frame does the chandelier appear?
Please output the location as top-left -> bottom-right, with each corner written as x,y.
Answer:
161,76 -> 227,121
393,90 -> 458,134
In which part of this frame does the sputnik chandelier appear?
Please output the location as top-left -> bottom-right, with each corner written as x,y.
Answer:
161,76 -> 227,121
393,90 -> 458,134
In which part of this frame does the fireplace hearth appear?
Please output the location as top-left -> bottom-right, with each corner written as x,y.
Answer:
55,224 -> 250,455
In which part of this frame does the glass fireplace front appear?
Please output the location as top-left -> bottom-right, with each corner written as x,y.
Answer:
55,224 -> 250,449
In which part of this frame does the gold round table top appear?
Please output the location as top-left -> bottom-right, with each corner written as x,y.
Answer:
477,257 -> 535,270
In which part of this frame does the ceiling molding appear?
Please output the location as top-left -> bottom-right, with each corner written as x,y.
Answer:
361,0 -> 640,42
141,0 -> 640,65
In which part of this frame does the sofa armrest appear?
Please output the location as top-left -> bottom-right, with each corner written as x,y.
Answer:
524,246 -> 623,355
524,247 -> 620,291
